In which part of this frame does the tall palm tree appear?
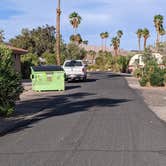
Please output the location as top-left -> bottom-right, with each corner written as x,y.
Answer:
100,32 -> 109,51
154,14 -> 164,51
104,32 -> 109,51
111,37 -> 120,56
117,30 -> 123,52
117,30 -> 123,39
142,28 -> 150,50
136,29 -> 143,51
100,32 -> 105,51
56,0 -> 61,65
69,12 -> 82,35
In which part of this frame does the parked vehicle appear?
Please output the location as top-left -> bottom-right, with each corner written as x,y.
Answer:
63,60 -> 87,81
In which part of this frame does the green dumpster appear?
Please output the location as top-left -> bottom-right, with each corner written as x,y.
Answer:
30,65 -> 65,91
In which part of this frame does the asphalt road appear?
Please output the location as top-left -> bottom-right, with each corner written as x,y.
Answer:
0,72 -> 166,166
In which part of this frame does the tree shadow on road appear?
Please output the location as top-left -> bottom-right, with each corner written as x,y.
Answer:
67,78 -> 98,83
1,92 -> 131,136
65,85 -> 81,90
107,73 -> 132,79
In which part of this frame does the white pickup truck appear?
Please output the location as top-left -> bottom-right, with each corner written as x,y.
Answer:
63,60 -> 87,81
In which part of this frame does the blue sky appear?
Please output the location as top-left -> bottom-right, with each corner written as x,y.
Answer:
0,0 -> 166,50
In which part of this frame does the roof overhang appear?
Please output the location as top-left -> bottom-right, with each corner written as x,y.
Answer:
7,45 -> 28,55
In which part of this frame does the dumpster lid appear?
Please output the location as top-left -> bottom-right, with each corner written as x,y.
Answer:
32,65 -> 64,71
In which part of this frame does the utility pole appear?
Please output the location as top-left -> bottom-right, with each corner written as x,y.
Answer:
56,0 -> 61,65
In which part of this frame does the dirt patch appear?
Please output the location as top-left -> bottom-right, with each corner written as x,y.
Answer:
126,76 -> 166,122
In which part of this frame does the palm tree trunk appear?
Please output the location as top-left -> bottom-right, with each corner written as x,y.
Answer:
144,38 -> 147,50
115,48 -> 118,56
156,30 -> 160,52
105,38 -> 107,51
118,40 -> 121,54
74,28 -> 77,35
101,39 -> 104,51
138,37 -> 141,51
56,0 -> 61,65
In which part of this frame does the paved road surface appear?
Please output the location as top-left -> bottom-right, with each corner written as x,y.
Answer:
0,72 -> 166,166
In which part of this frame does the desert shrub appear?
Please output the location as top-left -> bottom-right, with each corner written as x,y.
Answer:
95,51 -> 112,71
117,56 -> 128,73
149,69 -> 164,86
0,45 -> 23,116
162,56 -> 166,66
164,74 -> 166,85
139,75 -> 148,87
87,65 -> 98,71
137,50 -> 166,87
89,52 -> 131,72
133,68 -> 142,78
110,55 -> 131,73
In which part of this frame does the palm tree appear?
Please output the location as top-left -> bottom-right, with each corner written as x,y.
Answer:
56,0 -> 61,65
136,29 -> 143,51
117,30 -> 123,52
111,37 -> 120,56
117,30 -> 123,39
75,34 -> 82,44
69,12 -> 82,35
69,34 -> 75,43
142,28 -> 150,50
104,32 -> 109,51
70,34 -> 82,44
100,32 -> 109,51
100,32 -> 105,51
154,14 -> 164,51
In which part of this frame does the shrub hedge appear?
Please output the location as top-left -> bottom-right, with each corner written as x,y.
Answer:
0,45 -> 23,116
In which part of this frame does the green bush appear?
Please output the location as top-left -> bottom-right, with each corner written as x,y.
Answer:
133,68 -> 142,78
21,53 -> 38,79
164,74 -> 166,84
137,50 -> 166,87
139,76 -> 148,87
149,70 -> 164,86
0,45 -> 23,116
42,52 -> 55,65
117,56 -> 128,73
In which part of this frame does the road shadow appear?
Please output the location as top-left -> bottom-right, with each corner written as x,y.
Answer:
65,85 -> 81,90
1,92 -> 131,136
107,73 -> 132,79
67,78 -> 98,83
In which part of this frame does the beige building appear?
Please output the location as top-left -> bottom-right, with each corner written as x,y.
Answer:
7,45 -> 28,72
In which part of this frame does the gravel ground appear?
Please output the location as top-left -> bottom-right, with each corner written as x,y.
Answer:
126,76 -> 166,122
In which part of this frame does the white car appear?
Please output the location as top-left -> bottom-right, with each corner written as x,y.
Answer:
63,60 -> 87,81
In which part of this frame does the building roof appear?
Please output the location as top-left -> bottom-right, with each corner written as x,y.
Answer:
6,45 -> 28,55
